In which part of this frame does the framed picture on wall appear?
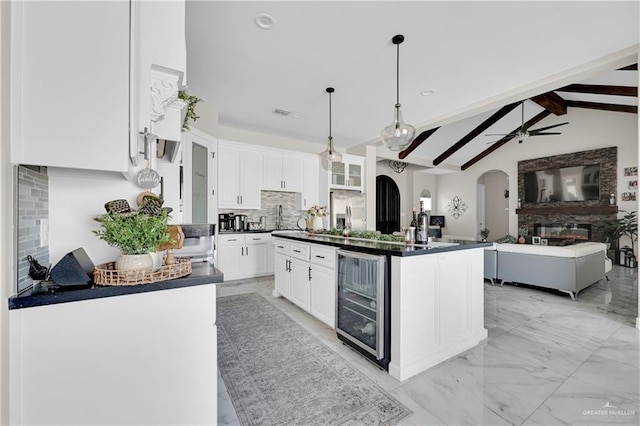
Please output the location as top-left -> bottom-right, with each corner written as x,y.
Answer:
622,192 -> 636,201
624,166 -> 637,176
629,180 -> 638,190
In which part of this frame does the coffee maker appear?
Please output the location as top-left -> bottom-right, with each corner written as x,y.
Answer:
218,213 -> 233,231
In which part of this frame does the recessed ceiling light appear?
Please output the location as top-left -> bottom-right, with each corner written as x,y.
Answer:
421,89 -> 435,96
254,13 -> 275,30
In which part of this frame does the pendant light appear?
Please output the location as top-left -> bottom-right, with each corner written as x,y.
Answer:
319,87 -> 342,170
381,34 -> 415,151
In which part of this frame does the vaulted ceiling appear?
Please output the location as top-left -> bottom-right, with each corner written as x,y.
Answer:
185,1 -> 639,171
399,65 -> 638,171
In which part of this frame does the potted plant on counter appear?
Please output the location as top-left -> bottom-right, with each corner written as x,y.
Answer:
94,210 -> 173,271
518,227 -> 529,244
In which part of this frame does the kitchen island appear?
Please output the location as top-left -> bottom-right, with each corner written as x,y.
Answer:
273,232 -> 489,381
8,263 -> 223,425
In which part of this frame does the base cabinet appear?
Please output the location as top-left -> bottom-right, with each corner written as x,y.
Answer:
289,258 -> 310,312
10,285 -> 217,425
217,233 -> 271,280
273,237 -> 337,328
310,264 -> 336,328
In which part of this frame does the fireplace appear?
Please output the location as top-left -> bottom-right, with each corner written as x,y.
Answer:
534,223 -> 592,245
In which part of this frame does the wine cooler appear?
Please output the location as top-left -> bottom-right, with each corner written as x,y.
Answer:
335,249 -> 390,369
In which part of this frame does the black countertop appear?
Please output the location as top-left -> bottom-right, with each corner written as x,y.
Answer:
272,232 -> 491,257
8,262 -> 224,310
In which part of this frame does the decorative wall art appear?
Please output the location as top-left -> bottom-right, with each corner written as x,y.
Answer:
624,166 -> 637,176
628,180 -> 637,190
622,192 -> 636,201
446,196 -> 468,219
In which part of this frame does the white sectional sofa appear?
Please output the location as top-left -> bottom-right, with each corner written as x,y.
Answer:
486,242 -> 607,300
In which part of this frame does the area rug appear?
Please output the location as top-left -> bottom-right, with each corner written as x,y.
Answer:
217,292 -> 412,425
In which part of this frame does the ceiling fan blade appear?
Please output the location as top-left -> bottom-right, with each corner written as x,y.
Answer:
529,132 -> 562,136
530,122 -> 569,133
486,134 -> 516,144
485,133 -> 510,137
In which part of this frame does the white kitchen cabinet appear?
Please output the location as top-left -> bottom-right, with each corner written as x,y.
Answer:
218,142 -> 262,209
274,251 -> 291,298
9,284 -> 217,425
310,245 -> 337,328
217,233 -> 271,280
329,154 -> 365,192
11,1 -> 188,173
272,237 -> 336,327
263,153 -> 304,192
290,257 -> 311,312
300,156 -> 320,210
11,1 -> 130,172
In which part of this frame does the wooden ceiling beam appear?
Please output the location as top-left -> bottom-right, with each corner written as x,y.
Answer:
398,127 -> 440,160
566,100 -> 637,114
461,110 -> 551,170
531,92 -> 567,115
432,101 -> 520,166
557,84 -> 637,97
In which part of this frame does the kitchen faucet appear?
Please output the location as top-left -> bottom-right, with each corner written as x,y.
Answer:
276,205 -> 283,230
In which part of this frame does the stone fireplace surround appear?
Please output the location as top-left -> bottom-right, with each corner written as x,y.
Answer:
517,147 -> 617,243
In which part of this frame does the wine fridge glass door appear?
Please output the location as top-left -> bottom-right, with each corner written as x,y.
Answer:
336,250 -> 385,359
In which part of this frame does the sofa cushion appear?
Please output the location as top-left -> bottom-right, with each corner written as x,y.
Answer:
496,242 -> 606,258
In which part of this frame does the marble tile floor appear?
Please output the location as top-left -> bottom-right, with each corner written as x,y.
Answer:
217,265 -> 639,425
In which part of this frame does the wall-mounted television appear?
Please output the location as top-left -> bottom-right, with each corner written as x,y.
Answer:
523,164 -> 600,203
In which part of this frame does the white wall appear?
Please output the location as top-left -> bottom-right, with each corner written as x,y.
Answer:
436,107 -> 638,239
0,1 -> 11,422
480,171 -> 509,239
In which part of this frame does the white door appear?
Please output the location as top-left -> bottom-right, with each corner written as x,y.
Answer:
310,265 -> 336,328
289,258 -> 310,311
182,129 -> 217,223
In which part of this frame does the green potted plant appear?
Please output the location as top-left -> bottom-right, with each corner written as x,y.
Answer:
94,210 -> 173,270
617,210 -> 637,258
518,227 -> 528,244
178,90 -> 202,131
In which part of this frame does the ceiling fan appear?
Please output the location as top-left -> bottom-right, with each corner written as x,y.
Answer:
486,101 -> 568,144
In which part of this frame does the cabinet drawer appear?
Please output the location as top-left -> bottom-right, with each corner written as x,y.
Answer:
274,239 -> 290,255
289,242 -> 310,261
310,245 -> 337,269
219,234 -> 244,245
246,233 -> 271,244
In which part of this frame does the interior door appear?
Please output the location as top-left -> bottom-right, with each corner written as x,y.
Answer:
182,130 -> 217,224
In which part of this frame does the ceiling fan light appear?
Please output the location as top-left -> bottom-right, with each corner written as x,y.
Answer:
382,105 -> 415,151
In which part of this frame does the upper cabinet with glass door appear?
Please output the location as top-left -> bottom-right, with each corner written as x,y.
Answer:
329,154 -> 365,192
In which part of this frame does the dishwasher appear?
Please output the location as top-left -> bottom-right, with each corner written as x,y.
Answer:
335,249 -> 390,370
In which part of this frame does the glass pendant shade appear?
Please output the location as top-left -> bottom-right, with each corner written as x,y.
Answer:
382,34 -> 414,152
381,104 -> 415,151
319,87 -> 342,170
319,136 -> 342,170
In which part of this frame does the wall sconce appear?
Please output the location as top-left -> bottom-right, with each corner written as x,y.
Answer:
504,189 -> 509,199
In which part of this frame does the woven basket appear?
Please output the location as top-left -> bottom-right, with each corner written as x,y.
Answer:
94,256 -> 192,286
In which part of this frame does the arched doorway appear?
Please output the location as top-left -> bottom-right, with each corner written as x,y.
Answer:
376,175 -> 401,234
477,170 -> 509,240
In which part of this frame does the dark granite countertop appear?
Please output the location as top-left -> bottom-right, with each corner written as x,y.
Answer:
8,262 -> 224,310
272,232 -> 491,257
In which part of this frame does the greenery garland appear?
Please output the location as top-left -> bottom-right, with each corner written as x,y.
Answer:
178,90 -> 202,131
